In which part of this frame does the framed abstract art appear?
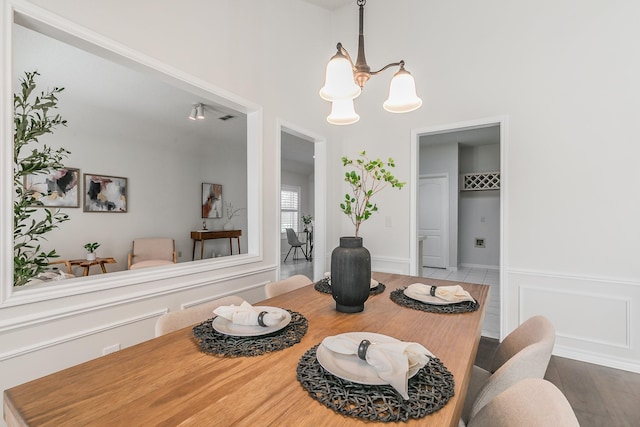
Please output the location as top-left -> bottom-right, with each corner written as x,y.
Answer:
202,183 -> 222,218
24,167 -> 80,208
83,174 -> 128,213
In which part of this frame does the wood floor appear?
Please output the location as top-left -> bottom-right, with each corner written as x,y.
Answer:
475,337 -> 640,427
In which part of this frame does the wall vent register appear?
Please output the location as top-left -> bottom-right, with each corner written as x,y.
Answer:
461,172 -> 500,191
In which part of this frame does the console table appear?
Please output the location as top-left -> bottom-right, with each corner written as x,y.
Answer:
190,230 -> 242,260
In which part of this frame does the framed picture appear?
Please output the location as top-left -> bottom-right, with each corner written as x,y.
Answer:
83,174 -> 127,213
202,183 -> 222,218
24,167 -> 80,208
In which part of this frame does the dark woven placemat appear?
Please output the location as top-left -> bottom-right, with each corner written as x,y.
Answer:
314,277 -> 386,296
390,287 -> 479,314
297,345 -> 454,422
192,310 -> 308,357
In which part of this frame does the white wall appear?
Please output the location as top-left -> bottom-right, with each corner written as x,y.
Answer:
326,0 -> 640,373
459,144 -> 500,268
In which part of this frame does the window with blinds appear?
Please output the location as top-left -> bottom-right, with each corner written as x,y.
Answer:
281,185 -> 300,233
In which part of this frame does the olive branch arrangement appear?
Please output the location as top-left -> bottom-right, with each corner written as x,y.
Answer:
340,151 -> 405,237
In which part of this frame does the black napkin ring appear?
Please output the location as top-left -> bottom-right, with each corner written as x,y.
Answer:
430,286 -> 437,296
257,311 -> 268,327
357,339 -> 371,360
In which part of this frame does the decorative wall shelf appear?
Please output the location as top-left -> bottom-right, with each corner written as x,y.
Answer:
461,172 -> 500,191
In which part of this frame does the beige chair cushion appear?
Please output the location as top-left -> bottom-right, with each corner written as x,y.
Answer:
129,237 -> 176,269
265,275 -> 312,298
155,295 -> 245,337
129,260 -> 174,270
461,316 -> 556,424
467,378 -> 579,427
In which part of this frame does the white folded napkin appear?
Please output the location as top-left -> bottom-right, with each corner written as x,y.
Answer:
406,283 -> 475,304
321,335 -> 432,399
213,301 -> 284,327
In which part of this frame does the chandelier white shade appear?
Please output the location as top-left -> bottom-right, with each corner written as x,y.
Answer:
319,0 -> 422,125
319,52 -> 362,101
327,99 -> 360,125
383,67 -> 423,113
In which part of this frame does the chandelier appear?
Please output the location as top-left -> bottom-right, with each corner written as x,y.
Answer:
319,0 -> 422,125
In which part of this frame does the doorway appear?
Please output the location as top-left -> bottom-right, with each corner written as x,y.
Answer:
278,123 -> 326,281
413,117 -> 506,338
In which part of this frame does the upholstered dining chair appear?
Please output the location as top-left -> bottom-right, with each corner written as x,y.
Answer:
460,315 -> 556,426
265,275 -> 312,298
467,378 -> 579,427
155,295 -> 245,337
283,228 -> 308,262
128,237 -> 177,270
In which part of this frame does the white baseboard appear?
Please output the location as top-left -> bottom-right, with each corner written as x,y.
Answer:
460,263 -> 499,270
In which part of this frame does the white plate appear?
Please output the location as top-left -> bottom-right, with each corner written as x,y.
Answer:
403,288 -> 471,305
316,332 -> 420,385
212,306 -> 291,337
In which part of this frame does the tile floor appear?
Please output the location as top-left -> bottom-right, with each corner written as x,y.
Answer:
420,266 -> 501,338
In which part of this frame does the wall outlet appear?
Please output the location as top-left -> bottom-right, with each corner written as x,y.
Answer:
103,343 -> 121,355
475,238 -> 485,248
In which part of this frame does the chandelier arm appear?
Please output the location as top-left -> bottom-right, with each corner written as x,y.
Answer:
336,43 -> 357,71
370,60 -> 405,76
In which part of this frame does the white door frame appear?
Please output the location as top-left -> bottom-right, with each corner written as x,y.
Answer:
277,119 -> 326,281
419,173 -> 450,269
410,116 -> 509,337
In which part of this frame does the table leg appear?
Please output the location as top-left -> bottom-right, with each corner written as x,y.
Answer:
236,237 -> 241,254
228,238 -> 233,255
100,262 -> 107,274
192,240 -> 197,260
83,266 -> 90,276
200,240 -> 205,260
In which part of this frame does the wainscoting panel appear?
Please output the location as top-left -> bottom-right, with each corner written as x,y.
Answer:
521,286 -> 629,348
371,256 -> 411,276
508,270 -> 640,373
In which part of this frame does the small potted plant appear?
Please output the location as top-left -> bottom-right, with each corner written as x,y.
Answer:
302,214 -> 313,232
83,242 -> 100,261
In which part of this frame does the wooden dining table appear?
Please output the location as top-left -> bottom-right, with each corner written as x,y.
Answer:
3,272 -> 489,427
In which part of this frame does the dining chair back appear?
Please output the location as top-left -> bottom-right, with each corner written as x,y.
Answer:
155,295 -> 244,336
265,275 -> 312,298
283,228 -> 308,262
461,316 -> 556,424
467,378 -> 579,427
128,237 -> 177,270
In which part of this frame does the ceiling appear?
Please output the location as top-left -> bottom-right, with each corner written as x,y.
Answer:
301,0 -> 352,10
14,23 -> 247,148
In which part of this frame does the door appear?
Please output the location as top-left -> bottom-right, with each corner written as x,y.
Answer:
419,176 -> 448,268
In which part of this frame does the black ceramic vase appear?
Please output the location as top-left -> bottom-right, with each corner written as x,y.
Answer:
330,237 -> 371,313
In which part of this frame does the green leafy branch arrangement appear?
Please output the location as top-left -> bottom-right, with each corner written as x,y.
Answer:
14,71 -> 70,286
340,151 -> 405,237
